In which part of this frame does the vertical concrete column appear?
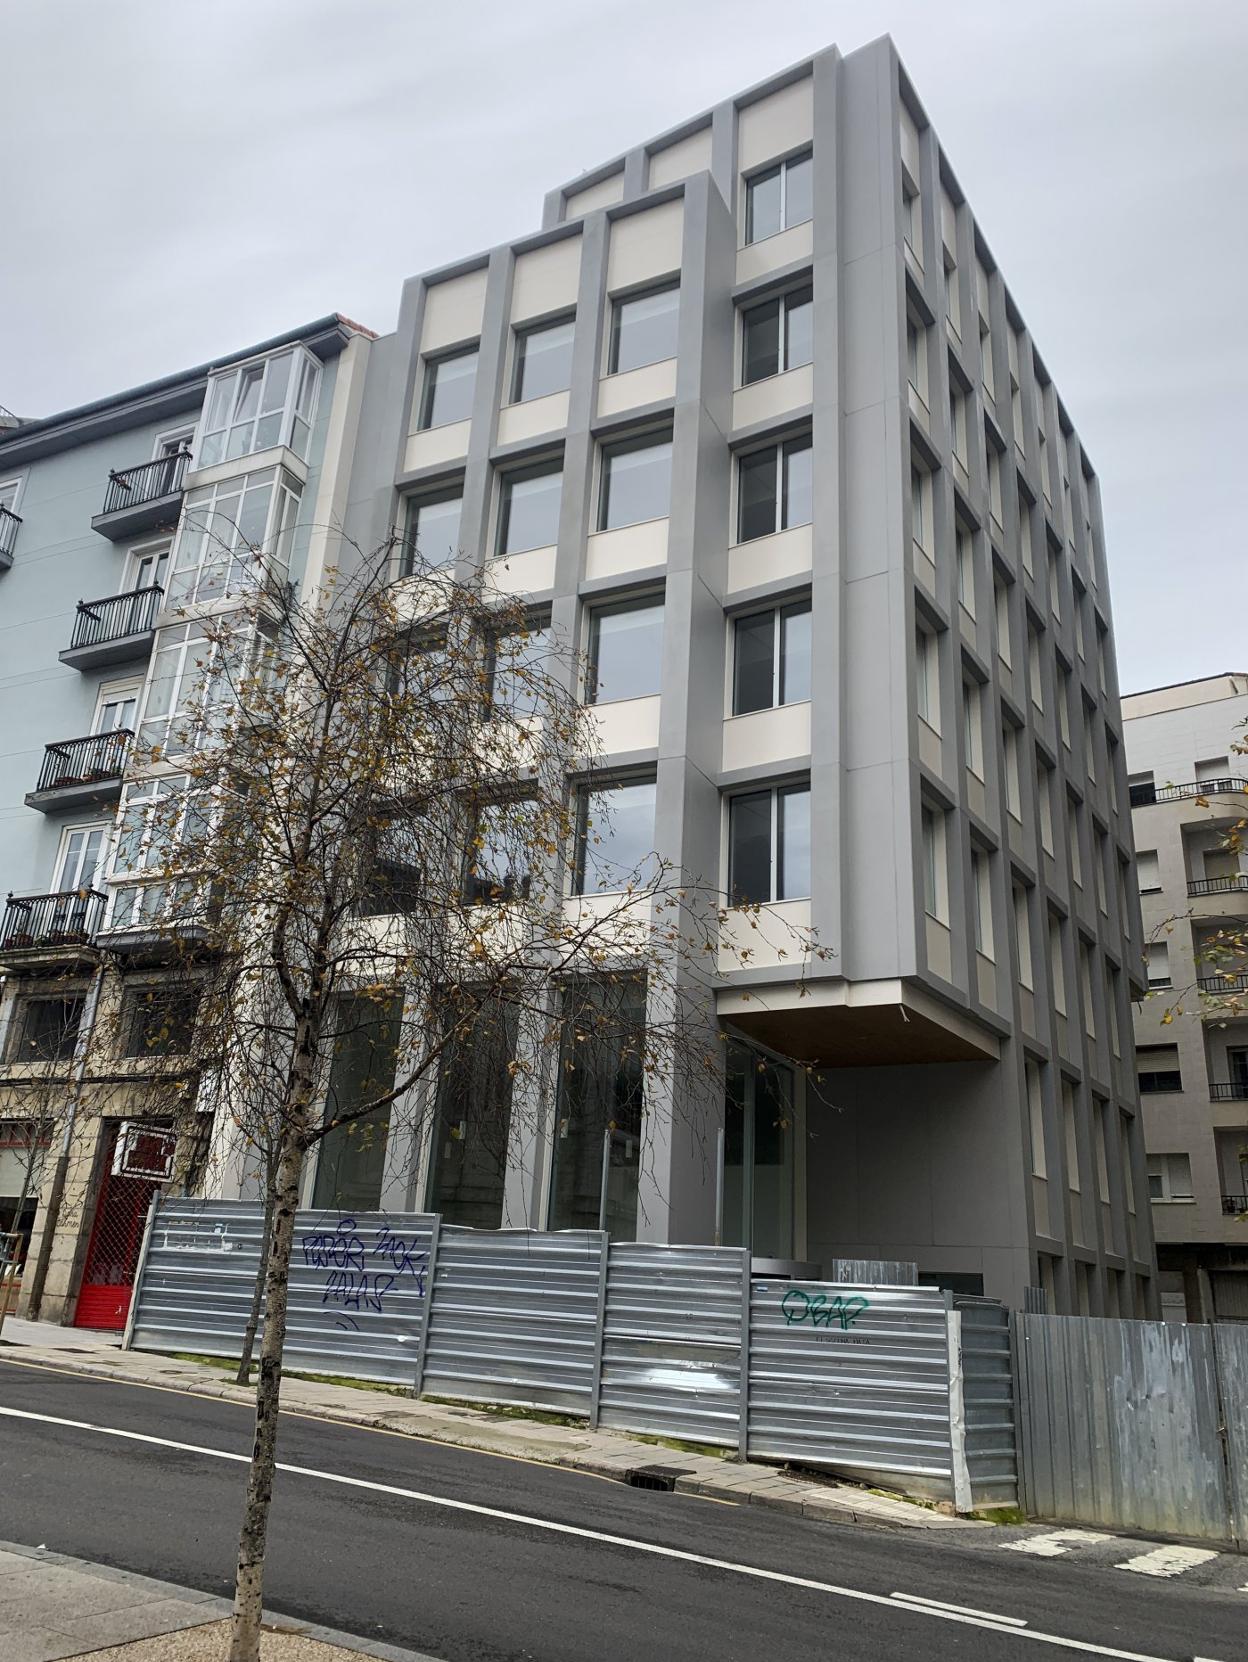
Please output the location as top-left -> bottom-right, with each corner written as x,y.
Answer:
455,247 -> 514,580
638,174 -> 735,1244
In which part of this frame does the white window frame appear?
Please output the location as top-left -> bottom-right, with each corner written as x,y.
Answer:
53,820 -> 111,893
194,346 -> 321,468
107,771 -> 207,931
1147,1152 -> 1193,1203
168,467 -> 300,609
93,678 -> 142,735
1146,940 -> 1172,990
151,425 -> 195,462
0,474 -> 25,514
123,537 -> 172,596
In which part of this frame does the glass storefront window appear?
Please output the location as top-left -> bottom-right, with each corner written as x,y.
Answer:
722,1042 -> 795,1260
311,997 -> 402,1212
549,981 -> 646,1237
426,998 -> 518,1228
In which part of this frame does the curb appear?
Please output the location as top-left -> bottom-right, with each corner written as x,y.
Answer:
1,1342 -> 979,1537
0,1539 -> 446,1662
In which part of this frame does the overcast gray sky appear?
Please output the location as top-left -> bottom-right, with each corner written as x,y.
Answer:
1,0 -> 1243,693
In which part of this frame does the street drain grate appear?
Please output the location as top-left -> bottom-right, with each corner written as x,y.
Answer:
623,1464 -> 696,1492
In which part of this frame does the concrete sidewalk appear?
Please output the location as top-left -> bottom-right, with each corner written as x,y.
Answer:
0,1541 -> 440,1661
0,1316 -> 979,1534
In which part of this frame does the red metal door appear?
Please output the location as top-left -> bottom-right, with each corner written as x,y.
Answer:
74,1123 -> 162,1330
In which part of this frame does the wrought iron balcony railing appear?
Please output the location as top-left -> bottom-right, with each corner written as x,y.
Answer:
1210,1081 -> 1248,1101
0,504 -> 20,564
33,730 -> 131,795
1198,972 -> 1248,995
100,450 -> 190,517
1131,777 -> 1248,808
1188,875 -> 1248,898
1,889 -> 106,952
68,586 -> 163,653
1222,1193 -> 1248,1215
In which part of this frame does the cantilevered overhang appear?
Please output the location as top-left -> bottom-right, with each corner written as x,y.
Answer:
717,977 -> 1001,1065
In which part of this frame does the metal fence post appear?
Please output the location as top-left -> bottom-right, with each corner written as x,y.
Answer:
120,1192 -> 161,1352
737,1250 -> 751,1462
1009,1310 -> 1032,1518
411,1214 -> 442,1398
945,1298 -> 973,1512
588,1231 -> 611,1430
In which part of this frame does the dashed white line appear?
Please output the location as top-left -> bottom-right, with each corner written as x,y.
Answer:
1115,1545 -> 1219,1579
0,1405 -> 1212,1662
1004,1530 -> 1116,1557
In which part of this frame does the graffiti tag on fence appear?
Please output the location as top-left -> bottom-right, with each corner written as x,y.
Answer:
300,1215 -> 429,1329
780,1288 -> 870,1331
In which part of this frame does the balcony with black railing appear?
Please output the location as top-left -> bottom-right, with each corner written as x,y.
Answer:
0,504 -> 21,570
1131,777 -> 1248,809
91,450 -> 190,541
1210,1081 -> 1248,1101
59,585 -> 163,671
0,889 -> 107,959
24,729 -> 132,813
1188,874 -> 1248,899
1223,1193 -> 1248,1215
1199,972 -> 1248,995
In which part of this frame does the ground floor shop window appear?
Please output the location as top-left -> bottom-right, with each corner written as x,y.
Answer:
426,998 -> 518,1228
311,997 -> 402,1212
723,1043 -> 796,1260
549,982 -> 645,1238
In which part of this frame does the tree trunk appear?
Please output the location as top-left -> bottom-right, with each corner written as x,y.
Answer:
228,1125 -> 305,1662
235,1174 -> 276,1387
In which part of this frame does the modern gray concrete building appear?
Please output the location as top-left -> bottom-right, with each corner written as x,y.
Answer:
1123,674 -> 1248,1323
0,34 -> 1155,1321
333,34 -> 1155,1314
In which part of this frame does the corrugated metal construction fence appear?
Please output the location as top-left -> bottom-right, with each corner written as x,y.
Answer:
127,1198 -> 1009,1506
1013,1314 -> 1248,1547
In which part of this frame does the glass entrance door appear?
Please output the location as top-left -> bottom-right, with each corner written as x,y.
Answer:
723,1042 -> 796,1260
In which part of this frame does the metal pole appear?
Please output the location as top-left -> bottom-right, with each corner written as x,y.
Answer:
587,1231 -> 610,1430
597,1126 -> 612,1234
120,1192 -> 161,1351
713,1125 -> 725,1248
945,1296 -> 973,1513
736,1248 -> 751,1462
411,1215 -> 442,1399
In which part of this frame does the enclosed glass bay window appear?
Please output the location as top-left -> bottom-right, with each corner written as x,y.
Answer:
169,467 -> 300,607
196,348 -> 321,468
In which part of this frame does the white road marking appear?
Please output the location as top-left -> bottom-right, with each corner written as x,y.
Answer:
890,1592 -> 1027,1626
0,1405 -> 1212,1662
1115,1546 -> 1219,1578
1004,1530 -> 1117,1557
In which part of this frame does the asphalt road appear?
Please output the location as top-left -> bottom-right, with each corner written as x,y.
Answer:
0,1354 -> 1242,1662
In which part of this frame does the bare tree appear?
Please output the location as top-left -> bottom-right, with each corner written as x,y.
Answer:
126,535 -> 823,1662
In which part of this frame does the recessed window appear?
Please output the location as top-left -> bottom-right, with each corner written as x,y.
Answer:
465,801 -> 533,904
512,317 -> 575,403
403,488 -> 463,574
609,285 -> 680,375
1137,1045 -> 1182,1095
727,783 -> 810,904
489,615 -> 553,717
418,345 -> 478,430
906,316 -> 928,409
1003,725 -> 1022,818
1049,913 -> 1066,1013
598,432 -> 672,531
986,442 -> 1003,527
732,601 -> 811,715
921,804 -> 947,922
496,460 -> 563,556
738,434 -> 812,542
963,681 -> 984,777
1136,849 -> 1161,893
911,465 -> 931,554
1146,941 -> 1171,989
574,779 -> 657,894
741,286 -> 813,385
915,626 -> 939,730
1148,1152 -> 1193,1201
950,385 -> 968,468
10,997 -> 84,1063
197,348 -> 321,467
972,847 -> 994,958
124,986 -> 200,1057
995,578 -> 1012,667
901,177 -> 921,264
587,600 -> 665,703
1013,884 -> 1034,990
956,522 -> 975,614
745,150 -> 812,245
